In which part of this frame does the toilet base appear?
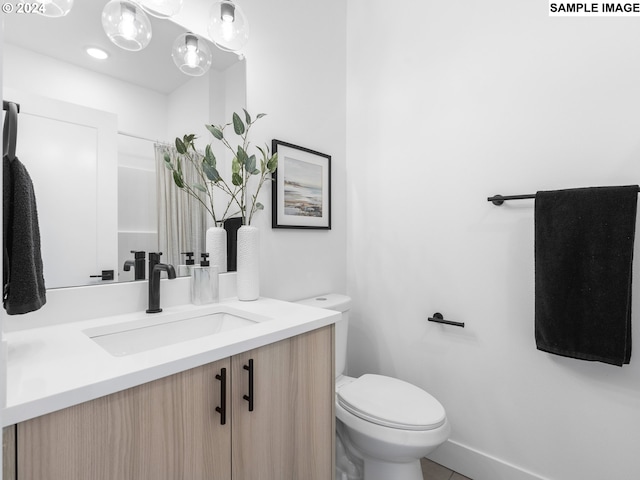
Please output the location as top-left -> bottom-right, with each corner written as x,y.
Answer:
363,457 -> 423,480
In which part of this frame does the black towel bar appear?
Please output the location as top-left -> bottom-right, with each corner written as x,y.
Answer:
487,194 -> 536,206
428,312 -> 465,328
489,188 -> 640,206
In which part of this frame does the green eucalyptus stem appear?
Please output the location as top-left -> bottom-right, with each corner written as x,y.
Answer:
169,109 -> 278,229
209,124 -> 248,223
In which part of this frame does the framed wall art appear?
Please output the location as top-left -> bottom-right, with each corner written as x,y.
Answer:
271,140 -> 331,229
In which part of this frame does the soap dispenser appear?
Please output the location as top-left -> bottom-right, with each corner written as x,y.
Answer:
191,253 -> 219,305
178,251 -> 195,277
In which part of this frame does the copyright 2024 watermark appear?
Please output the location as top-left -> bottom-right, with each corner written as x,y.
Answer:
1,2 -> 46,14
549,0 -> 640,15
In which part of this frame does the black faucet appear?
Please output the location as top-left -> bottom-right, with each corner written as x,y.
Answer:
148,252 -> 162,279
146,252 -> 176,314
123,250 -> 146,280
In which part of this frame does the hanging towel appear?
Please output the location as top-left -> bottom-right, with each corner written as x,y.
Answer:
3,155 -> 46,315
534,185 -> 638,366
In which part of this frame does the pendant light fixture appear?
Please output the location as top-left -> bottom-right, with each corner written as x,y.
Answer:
171,33 -> 213,77
102,0 -> 152,52
207,0 -> 249,53
35,0 -> 74,17
136,0 -> 183,19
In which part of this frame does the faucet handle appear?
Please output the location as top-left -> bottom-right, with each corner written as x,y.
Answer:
181,252 -> 195,265
130,250 -> 146,258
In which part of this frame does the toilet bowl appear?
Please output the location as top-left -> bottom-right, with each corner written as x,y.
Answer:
296,294 -> 450,480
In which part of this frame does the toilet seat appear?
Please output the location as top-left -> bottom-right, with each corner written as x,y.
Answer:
337,374 -> 446,431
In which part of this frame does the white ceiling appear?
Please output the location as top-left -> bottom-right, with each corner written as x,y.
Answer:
3,1 -> 238,94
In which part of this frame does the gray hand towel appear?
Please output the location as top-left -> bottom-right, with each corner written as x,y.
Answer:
3,155 -> 46,314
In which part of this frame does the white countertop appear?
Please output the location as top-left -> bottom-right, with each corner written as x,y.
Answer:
3,297 -> 339,426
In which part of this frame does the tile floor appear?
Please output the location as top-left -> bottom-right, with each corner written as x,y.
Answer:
421,458 -> 472,480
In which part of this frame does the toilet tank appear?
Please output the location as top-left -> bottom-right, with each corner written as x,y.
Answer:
295,294 -> 351,379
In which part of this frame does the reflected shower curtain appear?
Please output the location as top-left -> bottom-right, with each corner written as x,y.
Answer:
155,144 -> 208,269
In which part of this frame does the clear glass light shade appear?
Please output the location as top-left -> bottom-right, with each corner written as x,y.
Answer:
136,0 -> 183,18
172,33 -> 212,77
102,0 -> 152,52
35,0 -> 74,17
207,1 -> 249,53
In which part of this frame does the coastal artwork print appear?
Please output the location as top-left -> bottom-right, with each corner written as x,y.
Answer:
283,157 -> 323,217
272,140 -> 331,229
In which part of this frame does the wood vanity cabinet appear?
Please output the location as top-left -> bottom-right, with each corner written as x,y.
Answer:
3,325 -> 334,480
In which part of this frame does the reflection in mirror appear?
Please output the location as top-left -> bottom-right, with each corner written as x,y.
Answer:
3,1 -> 246,289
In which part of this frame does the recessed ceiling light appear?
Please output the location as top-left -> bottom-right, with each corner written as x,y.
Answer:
85,47 -> 109,60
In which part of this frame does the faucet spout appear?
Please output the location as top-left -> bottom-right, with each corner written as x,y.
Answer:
124,251 -> 146,280
146,262 -> 177,314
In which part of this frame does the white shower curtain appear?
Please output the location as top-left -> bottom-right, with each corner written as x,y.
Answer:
155,144 -> 209,269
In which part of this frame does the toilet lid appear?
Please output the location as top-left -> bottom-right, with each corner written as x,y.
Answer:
337,374 -> 446,431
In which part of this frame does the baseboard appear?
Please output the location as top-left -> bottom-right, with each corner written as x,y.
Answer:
427,439 -> 551,480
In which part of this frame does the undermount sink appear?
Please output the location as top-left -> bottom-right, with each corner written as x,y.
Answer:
84,310 -> 260,357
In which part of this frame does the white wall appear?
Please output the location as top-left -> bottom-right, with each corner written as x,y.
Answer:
176,0 -> 348,301
347,1 -> 640,479
242,0 -> 347,300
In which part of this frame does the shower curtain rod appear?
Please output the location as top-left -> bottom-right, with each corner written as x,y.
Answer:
488,188 -> 640,206
118,130 -> 172,146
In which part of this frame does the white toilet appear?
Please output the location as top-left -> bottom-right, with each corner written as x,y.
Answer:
297,294 -> 451,480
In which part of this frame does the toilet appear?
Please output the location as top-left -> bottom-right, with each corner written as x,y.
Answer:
296,294 -> 451,480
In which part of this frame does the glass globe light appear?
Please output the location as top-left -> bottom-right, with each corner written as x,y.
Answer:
102,0 -> 152,52
35,0 -> 74,17
172,33 -> 213,77
136,0 -> 183,19
207,1 -> 249,53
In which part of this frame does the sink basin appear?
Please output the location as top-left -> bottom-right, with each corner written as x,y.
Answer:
84,311 -> 258,357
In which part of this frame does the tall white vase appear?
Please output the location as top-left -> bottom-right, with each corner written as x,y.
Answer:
237,225 -> 259,301
206,225 -> 227,273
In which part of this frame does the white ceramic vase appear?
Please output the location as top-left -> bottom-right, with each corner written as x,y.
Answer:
206,225 -> 227,273
236,225 -> 259,301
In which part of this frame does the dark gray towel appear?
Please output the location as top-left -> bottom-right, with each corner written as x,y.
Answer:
535,185 -> 637,366
3,155 -> 46,314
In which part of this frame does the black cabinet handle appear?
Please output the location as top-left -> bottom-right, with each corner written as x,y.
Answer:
215,368 -> 227,425
243,359 -> 254,412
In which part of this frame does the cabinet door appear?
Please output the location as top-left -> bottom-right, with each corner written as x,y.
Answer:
231,325 -> 335,480
17,359 -> 231,480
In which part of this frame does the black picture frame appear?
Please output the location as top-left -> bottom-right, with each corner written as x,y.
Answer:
271,140 -> 331,229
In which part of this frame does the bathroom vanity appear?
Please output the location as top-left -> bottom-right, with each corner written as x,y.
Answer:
2,296 -> 338,480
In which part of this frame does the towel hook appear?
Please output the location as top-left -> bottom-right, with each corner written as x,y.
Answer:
3,101 -> 18,162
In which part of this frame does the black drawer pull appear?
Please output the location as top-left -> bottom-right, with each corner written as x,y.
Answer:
243,359 -> 254,412
215,368 -> 227,425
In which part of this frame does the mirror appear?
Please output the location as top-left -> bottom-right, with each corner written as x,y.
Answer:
3,1 -> 246,289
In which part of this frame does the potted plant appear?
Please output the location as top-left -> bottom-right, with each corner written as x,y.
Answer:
164,109 -> 277,300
